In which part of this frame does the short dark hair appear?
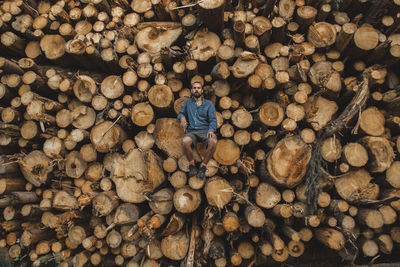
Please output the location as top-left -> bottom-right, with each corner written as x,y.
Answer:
191,81 -> 202,88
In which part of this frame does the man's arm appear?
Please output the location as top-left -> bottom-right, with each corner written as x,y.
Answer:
177,99 -> 188,131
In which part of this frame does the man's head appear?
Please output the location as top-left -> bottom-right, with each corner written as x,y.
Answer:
191,82 -> 203,98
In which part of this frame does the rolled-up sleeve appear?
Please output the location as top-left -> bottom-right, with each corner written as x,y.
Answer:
177,99 -> 187,120
208,103 -> 217,133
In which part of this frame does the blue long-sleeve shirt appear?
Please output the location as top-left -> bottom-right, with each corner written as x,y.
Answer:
177,97 -> 217,133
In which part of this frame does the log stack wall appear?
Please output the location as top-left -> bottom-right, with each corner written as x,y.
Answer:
0,0 -> 400,266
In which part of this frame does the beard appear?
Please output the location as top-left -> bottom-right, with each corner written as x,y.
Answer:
192,91 -> 201,98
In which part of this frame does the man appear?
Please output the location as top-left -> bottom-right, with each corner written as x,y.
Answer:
177,82 -> 218,179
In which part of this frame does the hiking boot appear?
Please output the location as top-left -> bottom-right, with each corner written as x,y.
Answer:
188,164 -> 198,177
197,165 -> 207,179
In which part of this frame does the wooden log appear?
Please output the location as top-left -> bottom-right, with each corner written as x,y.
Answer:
296,6 -> 317,30
307,22 -> 336,48
65,151 -> 87,178
271,17 -> 286,43
360,136 -> 394,173
100,75 -> 124,100
0,177 -> 26,194
112,149 -> 165,203
161,231 -> 189,261
19,150 -> 53,187
90,120 -> 125,153
230,51 -> 259,78
21,228 -> 53,247
0,191 -> 39,208
304,95 -> 338,131
107,203 -> 140,231
106,229 -> 122,248
204,176 -> 232,209
359,107 -> 385,136
288,240 -> 304,258
198,0 -> 225,33
334,169 -> 379,203
73,75 -> 97,103
358,209 -> 384,229
258,102 -> 284,127
153,118 -> 184,158
0,57 -> 24,74
222,212 -> 239,232
173,186 -> 201,213
1,32 -> 25,56
342,142 -> 368,167
361,239 -> 379,257
135,23 -> 182,55
386,161 -> 400,189
314,228 -> 345,251
52,191 -> 78,210
255,182 -> 281,209
92,191 -> 119,217
272,204 -> 293,218
148,188 -> 173,215
262,135 -> 311,188
213,139 -> 240,166
353,24 -> 379,52
233,20 -> 245,48
148,84 -> 174,110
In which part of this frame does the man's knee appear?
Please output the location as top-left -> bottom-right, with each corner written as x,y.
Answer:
182,136 -> 193,146
208,135 -> 217,147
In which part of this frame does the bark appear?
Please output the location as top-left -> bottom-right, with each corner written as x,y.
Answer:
198,0 -> 225,33
0,177 -> 26,194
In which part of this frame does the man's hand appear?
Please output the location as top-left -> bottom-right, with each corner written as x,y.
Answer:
180,117 -> 188,132
207,132 -> 215,139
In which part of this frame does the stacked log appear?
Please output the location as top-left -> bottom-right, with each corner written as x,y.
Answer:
0,0 -> 400,266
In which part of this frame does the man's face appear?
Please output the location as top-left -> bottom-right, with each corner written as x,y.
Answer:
191,83 -> 203,98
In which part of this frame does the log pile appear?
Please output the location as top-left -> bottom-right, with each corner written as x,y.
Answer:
1,0 -> 400,266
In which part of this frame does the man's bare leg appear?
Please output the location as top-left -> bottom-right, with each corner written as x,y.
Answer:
182,136 -> 194,163
183,136 -> 198,176
202,136 -> 217,165
198,136 -> 217,179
